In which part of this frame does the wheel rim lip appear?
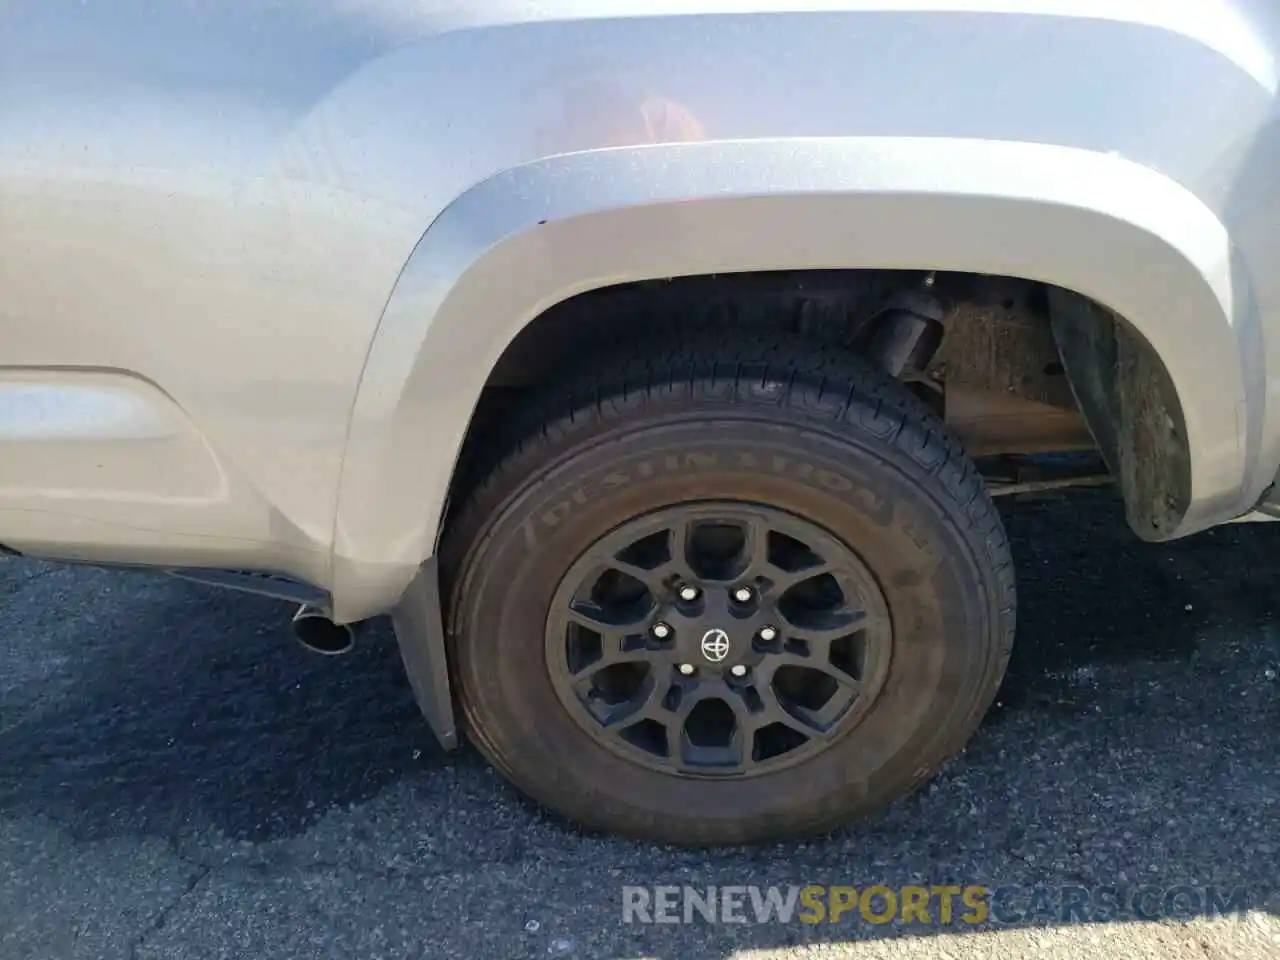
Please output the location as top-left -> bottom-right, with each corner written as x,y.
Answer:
544,500 -> 894,780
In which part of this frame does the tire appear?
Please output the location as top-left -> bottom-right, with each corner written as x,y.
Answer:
443,336 -> 1015,845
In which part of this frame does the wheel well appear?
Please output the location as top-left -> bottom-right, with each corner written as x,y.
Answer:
450,269 -> 1189,537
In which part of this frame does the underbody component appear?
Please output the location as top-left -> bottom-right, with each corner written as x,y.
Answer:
927,282 -> 1095,457
165,568 -> 329,607
292,606 -> 357,656
979,453 -> 1112,497
863,289 -> 946,378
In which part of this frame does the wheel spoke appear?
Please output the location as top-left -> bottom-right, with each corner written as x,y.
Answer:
766,652 -> 863,694
567,646 -> 649,683
767,562 -> 833,596
567,601 -> 649,634
664,685 -> 697,765
658,685 -> 762,773
609,518 -> 697,588
565,606 -> 651,678
778,608 -> 870,649
778,704 -> 830,738
737,516 -> 835,596
726,692 -> 760,770
739,516 -> 771,582
666,517 -> 694,579
598,670 -> 674,729
750,690 -> 817,739
761,690 -> 849,740
664,684 -> 725,770
794,691 -> 857,734
609,558 -> 665,587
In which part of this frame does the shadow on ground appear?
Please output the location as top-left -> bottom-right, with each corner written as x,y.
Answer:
0,563 -> 433,843
0,492 -> 1276,957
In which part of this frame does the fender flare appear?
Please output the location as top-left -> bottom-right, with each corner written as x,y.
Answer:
330,136 -> 1253,622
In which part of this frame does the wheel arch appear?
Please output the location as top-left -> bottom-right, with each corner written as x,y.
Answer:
332,137 -> 1252,623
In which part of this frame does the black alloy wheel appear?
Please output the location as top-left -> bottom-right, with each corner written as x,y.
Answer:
546,504 -> 891,777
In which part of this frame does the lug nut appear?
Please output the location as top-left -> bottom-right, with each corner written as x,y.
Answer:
678,585 -> 700,602
652,622 -> 672,640
730,665 -> 748,678
733,587 -> 754,603
759,626 -> 779,643
678,663 -> 696,676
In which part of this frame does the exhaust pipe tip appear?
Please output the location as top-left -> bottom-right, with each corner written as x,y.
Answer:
292,606 -> 355,656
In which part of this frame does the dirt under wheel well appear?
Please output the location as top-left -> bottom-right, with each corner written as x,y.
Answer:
450,269 -> 1189,540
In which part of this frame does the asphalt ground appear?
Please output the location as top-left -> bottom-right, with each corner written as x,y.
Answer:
0,492 -> 1277,959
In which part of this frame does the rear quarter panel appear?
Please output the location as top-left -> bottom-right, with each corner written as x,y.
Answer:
0,2 -> 1277,617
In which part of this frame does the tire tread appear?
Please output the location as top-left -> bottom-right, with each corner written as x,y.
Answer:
443,333 -> 1016,842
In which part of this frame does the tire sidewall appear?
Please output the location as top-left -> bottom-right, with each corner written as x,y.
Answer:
452,414 -> 998,840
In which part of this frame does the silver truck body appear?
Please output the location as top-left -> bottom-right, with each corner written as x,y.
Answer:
1,0 -> 1278,623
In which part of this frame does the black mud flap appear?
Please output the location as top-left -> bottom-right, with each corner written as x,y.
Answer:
1048,288 -> 1191,540
390,559 -> 458,750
